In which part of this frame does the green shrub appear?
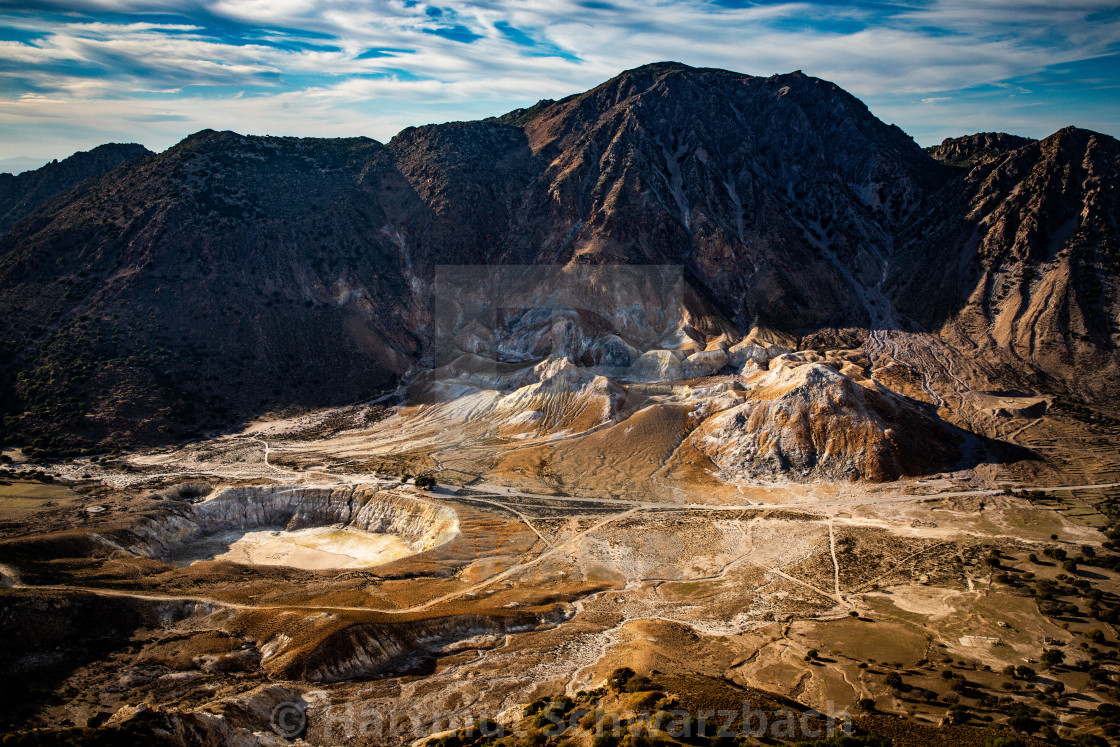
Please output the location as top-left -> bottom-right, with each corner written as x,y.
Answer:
608,667 -> 636,692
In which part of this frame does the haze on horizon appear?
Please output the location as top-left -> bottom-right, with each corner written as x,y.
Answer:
1,0 -> 1119,169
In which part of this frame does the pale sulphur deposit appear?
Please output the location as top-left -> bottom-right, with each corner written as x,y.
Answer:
174,525 -> 414,570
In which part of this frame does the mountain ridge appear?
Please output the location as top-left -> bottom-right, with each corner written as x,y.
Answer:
0,142 -> 151,236
0,63 -> 1116,458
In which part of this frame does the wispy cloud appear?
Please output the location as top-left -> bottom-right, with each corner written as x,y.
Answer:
0,0 -> 1117,161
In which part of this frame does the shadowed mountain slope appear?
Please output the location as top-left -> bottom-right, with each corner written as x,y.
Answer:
894,127 -> 1120,403
0,62 -> 1116,455
0,143 -> 151,236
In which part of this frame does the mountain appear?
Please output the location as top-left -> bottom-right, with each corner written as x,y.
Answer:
0,62 -> 1116,467
0,143 -> 151,236
895,127 -> 1120,404
0,133 -> 416,448
501,63 -> 943,336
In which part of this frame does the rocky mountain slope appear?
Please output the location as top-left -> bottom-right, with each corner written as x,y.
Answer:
0,62 -> 1116,474
0,143 -> 151,235
0,133 -> 419,447
895,127 -> 1120,403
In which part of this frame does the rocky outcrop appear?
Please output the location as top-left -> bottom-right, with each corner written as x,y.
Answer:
626,349 -> 687,382
106,685 -> 304,747
277,609 -> 566,682
926,132 -> 1035,169
117,485 -> 458,561
693,363 -> 962,482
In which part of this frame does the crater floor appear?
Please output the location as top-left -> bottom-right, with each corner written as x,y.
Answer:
170,525 -> 415,570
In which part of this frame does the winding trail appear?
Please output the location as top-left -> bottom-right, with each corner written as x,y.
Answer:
827,520 -> 846,607
0,506 -> 641,617
246,436 -> 297,475
1005,417 -> 1044,444
450,495 -> 553,548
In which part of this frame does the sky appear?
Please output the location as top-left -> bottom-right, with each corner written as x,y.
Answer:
1,0 -> 1119,168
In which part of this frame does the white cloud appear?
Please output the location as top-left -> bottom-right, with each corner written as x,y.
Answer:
0,0 -> 1116,158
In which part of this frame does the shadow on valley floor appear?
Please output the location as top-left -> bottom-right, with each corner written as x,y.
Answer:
0,589 -> 159,731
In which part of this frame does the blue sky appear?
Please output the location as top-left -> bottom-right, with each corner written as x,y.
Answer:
1,0 -> 1118,167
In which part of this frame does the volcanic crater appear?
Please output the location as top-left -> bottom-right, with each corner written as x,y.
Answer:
117,485 -> 460,571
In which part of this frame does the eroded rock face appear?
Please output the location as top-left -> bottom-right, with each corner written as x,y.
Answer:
694,363 -> 962,482
107,684 -> 304,747
116,486 -> 459,562
902,127 -> 1120,405
278,610 -> 567,683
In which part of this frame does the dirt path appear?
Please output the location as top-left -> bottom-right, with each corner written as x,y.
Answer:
745,559 -> 839,607
827,520 -> 846,607
2,581 -> 249,610
246,436 -> 299,475
1005,417 -> 1044,444
457,481 -> 1120,512
450,494 -> 553,547
1,507 -> 641,618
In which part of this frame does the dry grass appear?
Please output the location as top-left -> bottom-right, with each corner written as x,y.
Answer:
0,480 -> 79,520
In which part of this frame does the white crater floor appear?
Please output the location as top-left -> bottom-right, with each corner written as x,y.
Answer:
173,525 -> 414,570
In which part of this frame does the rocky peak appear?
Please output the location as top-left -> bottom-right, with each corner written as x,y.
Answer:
927,132 -> 1035,168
